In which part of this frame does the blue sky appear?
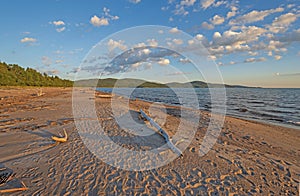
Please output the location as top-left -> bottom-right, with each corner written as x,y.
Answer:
0,0 -> 299,87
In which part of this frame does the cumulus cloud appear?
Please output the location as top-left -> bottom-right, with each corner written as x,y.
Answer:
56,27 -> 66,32
179,58 -> 191,64
213,26 -> 267,47
227,6 -> 238,19
90,7 -> 119,27
274,55 -> 282,60
157,58 -> 170,66
201,21 -> 214,30
173,38 -> 183,45
50,20 -> 66,32
180,0 -> 196,6
97,47 -> 176,75
201,0 -> 215,9
90,15 -> 109,27
210,15 -> 225,25
268,13 -> 298,33
107,39 -> 127,52
147,39 -> 159,47
230,7 -> 284,25
244,57 -> 266,63
169,27 -> 180,33
52,20 -> 65,26
172,0 -> 196,16
20,37 -> 37,43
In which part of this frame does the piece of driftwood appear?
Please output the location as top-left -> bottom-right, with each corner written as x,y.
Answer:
140,109 -> 182,156
0,179 -> 28,193
97,94 -> 113,98
52,129 -> 68,143
0,186 -> 28,193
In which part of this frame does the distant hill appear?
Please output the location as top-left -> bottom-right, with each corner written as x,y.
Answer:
0,61 -> 257,88
0,62 -> 73,87
75,78 -> 256,88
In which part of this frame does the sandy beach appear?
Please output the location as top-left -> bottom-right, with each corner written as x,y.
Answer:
0,87 -> 299,195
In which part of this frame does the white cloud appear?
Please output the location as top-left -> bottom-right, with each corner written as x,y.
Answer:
173,38 -> 183,45
169,27 -> 180,33
157,58 -> 170,66
268,13 -> 298,33
227,6 -> 238,19
248,51 -> 258,56
210,15 -> 225,25
20,37 -> 37,43
195,34 -> 204,40
208,45 -> 224,54
230,7 -> 284,25
274,55 -> 282,60
213,26 -> 267,47
107,39 -> 127,52
213,32 -> 222,39
244,57 -> 266,63
56,27 -> 66,32
52,20 -> 65,26
201,0 -> 215,9
90,15 -> 109,27
208,55 -> 217,61
90,7 -> 119,27
180,0 -> 196,6
201,21 -> 214,30
147,39 -> 158,47
174,5 -> 189,16
179,58 -> 191,64
142,48 -> 151,55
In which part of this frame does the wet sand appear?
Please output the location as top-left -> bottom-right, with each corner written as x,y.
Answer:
0,87 -> 299,195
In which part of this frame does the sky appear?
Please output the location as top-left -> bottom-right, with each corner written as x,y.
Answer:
0,0 -> 299,88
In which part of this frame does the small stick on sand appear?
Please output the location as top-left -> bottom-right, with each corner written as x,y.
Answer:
52,129 -> 68,143
0,181 -> 28,193
140,109 -> 182,156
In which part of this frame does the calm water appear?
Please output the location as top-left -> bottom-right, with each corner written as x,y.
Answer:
97,88 -> 300,129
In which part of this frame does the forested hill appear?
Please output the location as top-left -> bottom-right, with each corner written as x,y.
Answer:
0,62 -> 73,87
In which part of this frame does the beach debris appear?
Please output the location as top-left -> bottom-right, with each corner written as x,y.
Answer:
97,94 -> 113,98
0,168 -> 28,193
52,129 -> 68,143
0,180 -> 28,193
0,168 -> 13,185
140,109 -> 182,156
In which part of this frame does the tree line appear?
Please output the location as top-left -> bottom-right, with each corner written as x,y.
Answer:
0,62 -> 73,87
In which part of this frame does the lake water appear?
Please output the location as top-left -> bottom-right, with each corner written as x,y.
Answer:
97,88 -> 300,129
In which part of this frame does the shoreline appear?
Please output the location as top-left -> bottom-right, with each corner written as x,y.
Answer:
0,87 -> 299,195
95,88 -> 300,131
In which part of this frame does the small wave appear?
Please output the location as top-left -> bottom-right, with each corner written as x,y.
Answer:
263,109 -> 296,114
287,121 -> 300,125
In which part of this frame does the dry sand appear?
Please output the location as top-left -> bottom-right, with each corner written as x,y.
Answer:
0,87 -> 299,195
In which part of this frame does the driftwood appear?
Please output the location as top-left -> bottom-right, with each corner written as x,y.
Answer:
0,175 -> 28,193
97,94 -> 113,98
52,129 -> 68,143
140,109 -> 182,156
